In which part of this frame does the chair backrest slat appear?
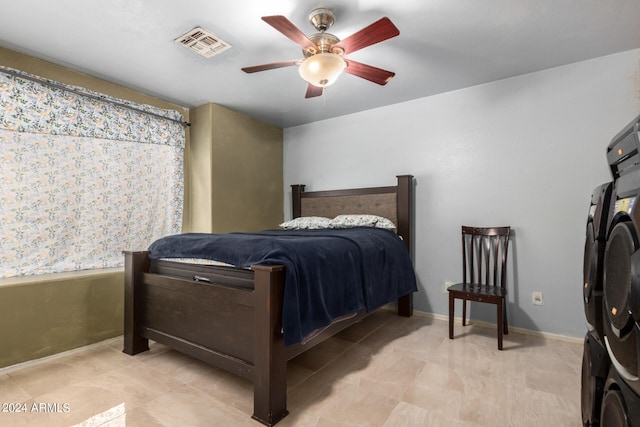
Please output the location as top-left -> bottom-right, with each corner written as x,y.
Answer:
461,226 -> 510,288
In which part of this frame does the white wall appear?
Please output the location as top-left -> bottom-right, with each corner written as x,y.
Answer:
283,48 -> 640,338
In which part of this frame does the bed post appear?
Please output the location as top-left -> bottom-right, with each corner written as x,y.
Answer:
123,251 -> 150,355
252,265 -> 288,426
291,184 -> 305,218
396,174 -> 414,317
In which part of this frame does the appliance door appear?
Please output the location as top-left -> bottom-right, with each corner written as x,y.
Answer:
603,221 -> 640,393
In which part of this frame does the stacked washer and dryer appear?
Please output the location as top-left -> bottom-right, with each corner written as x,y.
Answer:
582,114 -> 640,426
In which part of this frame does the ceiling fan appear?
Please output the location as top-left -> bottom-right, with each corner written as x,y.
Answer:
241,8 -> 400,98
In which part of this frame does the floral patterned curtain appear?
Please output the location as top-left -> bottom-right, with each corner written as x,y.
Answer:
0,67 -> 184,278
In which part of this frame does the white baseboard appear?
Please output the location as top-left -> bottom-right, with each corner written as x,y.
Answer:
385,306 -> 583,344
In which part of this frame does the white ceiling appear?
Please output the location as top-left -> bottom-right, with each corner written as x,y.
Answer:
1,0 -> 639,128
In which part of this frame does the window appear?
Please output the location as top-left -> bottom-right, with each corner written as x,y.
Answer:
0,67 -> 184,277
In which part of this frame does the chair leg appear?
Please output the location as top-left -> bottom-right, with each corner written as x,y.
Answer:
497,300 -> 503,350
462,298 -> 467,326
449,293 -> 454,339
503,299 -> 508,335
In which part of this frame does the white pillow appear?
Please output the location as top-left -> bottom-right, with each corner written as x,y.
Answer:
330,214 -> 396,231
279,216 -> 332,230
373,216 -> 397,231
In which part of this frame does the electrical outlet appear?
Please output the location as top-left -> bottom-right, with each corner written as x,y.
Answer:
532,291 -> 543,306
444,281 -> 454,293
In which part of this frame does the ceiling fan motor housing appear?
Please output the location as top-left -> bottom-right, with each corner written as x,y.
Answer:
304,33 -> 341,57
308,8 -> 336,32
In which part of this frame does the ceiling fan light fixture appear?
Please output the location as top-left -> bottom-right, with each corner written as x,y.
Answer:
298,52 -> 346,87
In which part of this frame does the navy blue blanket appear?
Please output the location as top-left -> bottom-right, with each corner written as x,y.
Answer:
148,228 -> 417,346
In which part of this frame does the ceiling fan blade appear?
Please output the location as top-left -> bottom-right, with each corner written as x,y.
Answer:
332,17 -> 399,55
241,60 -> 299,73
344,59 -> 395,85
262,15 -> 315,51
305,84 -> 323,98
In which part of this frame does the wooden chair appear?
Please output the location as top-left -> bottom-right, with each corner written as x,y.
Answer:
448,226 -> 511,350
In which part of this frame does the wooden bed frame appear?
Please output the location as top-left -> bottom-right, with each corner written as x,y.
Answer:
122,174 -> 414,425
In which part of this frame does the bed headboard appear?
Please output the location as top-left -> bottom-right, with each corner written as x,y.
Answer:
291,175 -> 414,254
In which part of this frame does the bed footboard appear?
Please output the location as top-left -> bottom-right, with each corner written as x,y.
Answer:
122,251 -> 289,426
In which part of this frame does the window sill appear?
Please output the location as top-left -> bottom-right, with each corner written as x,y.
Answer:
0,268 -> 124,288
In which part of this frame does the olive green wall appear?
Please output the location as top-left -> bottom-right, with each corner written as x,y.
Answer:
0,271 -> 123,368
189,103 -> 215,232
190,103 -> 284,233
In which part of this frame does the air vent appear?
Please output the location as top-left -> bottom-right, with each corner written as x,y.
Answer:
174,26 -> 231,58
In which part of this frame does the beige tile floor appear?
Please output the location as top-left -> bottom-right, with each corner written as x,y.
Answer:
0,310 -> 582,426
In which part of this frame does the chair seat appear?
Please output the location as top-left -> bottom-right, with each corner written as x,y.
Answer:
448,283 -> 507,298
